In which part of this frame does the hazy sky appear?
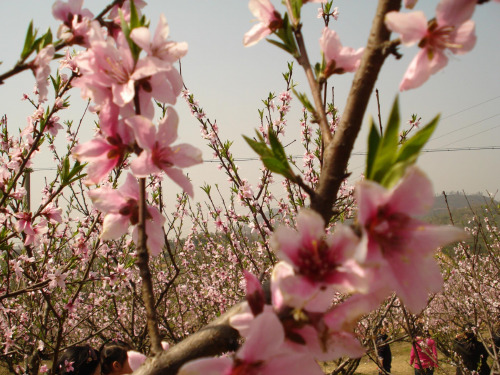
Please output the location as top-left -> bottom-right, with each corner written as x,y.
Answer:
1,0 -> 499,207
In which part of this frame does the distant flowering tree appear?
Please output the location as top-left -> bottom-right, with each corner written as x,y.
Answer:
0,0 -> 497,375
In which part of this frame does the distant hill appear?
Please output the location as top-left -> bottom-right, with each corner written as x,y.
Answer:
425,192 -> 498,226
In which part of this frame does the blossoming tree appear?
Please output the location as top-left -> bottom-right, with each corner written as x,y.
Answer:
0,0 -> 497,374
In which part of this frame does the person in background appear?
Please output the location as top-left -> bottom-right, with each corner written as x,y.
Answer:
100,339 -> 169,374
410,330 -> 438,375
454,328 -> 490,375
100,340 -> 135,375
376,327 -> 392,375
54,345 -> 100,375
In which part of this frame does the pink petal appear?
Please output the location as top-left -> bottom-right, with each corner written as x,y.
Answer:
127,115 -> 156,151
102,213 -> 130,240
450,20 -> 476,55
385,11 -> 427,46
112,80 -> 135,107
278,273 -> 326,311
244,23 -> 272,47
436,0 -> 476,27
130,151 -> 161,178
119,173 -> 140,200
389,166 -> 434,216
271,261 -> 294,309
130,27 -> 152,54
145,207 -> 166,256
264,353 -> 324,375
84,157 -> 118,185
356,180 -> 389,226
399,49 -> 434,91
238,310 -> 284,362
244,270 -> 265,315
320,28 -> 341,62
150,69 -> 183,104
229,302 -> 254,337
168,144 -> 203,168
157,107 -> 179,146
249,0 -> 275,20
272,226 -> 302,264
165,168 -> 195,197
295,210 -> 326,244
87,187 -> 127,212
335,46 -> 364,73
132,58 -> 167,81
127,351 -> 147,371
73,139 -> 111,160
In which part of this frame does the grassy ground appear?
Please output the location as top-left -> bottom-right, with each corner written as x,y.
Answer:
1,342 -> 458,375
323,341 -> 456,375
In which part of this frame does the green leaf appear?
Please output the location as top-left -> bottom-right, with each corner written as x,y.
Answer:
261,157 -> 294,180
243,136 -> 273,158
243,130 -> 295,181
129,0 -> 141,29
396,114 -> 439,165
365,117 -> 381,180
42,28 -> 53,48
266,39 -> 294,54
380,161 -> 410,189
67,160 -> 86,182
290,0 -> 302,22
292,88 -> 314,113
21,21 -> 37,60
370,96 -> 400,183
268,127 -> 288,164
119,8 -> 141,62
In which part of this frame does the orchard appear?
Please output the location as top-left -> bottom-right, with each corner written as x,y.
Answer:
0,0 -> 498,374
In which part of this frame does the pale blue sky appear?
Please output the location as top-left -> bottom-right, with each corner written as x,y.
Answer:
1,1 -> 499,205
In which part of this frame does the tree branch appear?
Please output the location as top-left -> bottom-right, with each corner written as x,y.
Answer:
310,0 -> 401,224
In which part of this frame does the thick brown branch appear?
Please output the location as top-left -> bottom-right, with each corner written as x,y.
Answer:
133,302 -> 243,375
310,0 -> 401,224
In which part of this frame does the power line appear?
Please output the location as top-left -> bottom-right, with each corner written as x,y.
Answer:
201,146 -> 500,163
441,123 -> 500,147
431,113 -> 500,142
441,95 -> 500,121
27,146 -> 500,172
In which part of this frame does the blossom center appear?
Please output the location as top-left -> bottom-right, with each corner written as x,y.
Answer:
368,206 -> 410,254
230,359 -> 263,375
152,143 -> 174,168
296,239 -> 339,282
420,21 -> 462,53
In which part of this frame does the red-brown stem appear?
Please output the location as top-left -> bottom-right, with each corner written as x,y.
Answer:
285,0 -> 333,145
136,179 -> 163,355
310,0 -> 401,224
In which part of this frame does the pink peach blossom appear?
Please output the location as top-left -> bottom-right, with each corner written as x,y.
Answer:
128,108 -> 202,197
88,174 -> 166,256
179,310 -> 323,375
72,120 -> 134,184
130,14 -> 188,63
356,166 -> 467,312
30,45 -> 55,102
52,0 -> 94,45
320,28 -> 363,77
385,0 -> 476,90
244,0 -> 283,47
271,209 -> 366,312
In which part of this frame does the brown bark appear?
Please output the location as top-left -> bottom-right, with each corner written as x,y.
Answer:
133,302 -> 243,375
311,0 -> 401,224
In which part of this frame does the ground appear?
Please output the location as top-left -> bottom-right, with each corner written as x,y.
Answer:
323,341 -> 456,375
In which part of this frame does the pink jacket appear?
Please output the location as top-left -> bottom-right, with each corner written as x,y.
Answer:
410,338 -> 438,369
